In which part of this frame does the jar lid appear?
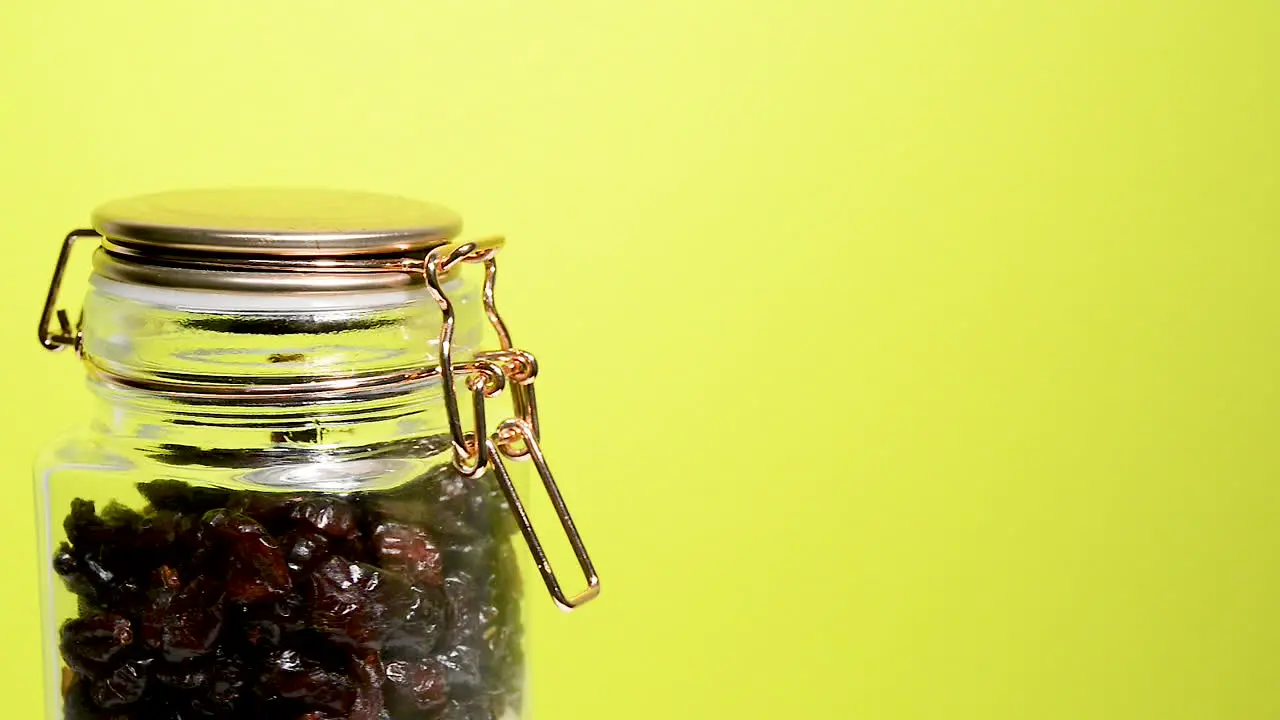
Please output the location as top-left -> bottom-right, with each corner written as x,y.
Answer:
92,187 -> 462,257
84,188 -> 465,293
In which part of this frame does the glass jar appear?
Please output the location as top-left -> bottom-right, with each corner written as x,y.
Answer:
32,188 -> 600,720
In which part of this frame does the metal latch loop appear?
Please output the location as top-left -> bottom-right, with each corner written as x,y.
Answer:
424,237 -> 600,610
487,419 -> 601,611
39,229 -> 100,352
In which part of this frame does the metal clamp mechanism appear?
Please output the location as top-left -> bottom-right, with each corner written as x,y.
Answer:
39,229 -> 101,352
425,238 -> 600,610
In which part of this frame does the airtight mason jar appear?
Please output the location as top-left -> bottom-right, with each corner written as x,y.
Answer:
33,188 -> 600,720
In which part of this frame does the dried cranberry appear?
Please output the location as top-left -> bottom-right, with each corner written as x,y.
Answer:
59,614 -> 134,678
442,541 -> 489,577
385,658 -> 446,712
374,522 -> 444,587
280,629 -> 355,671
173,513 -> 207,554
241,618 -> 283,650
99,502 -> 143,533
64,499 -> 112,552
60,677 -> 98,719
226,557 -> 288,605
437,699 -> 498,720
291,498 -> 359,539
79,555 -> 116,588
228,492 -> 304,524
137,479 -> 232,515
362,465 -> 494,539
53,544 -> 102,602
132,511 -> 187,570
53,543 -> 79,578
282,530 -> 331,573
90,657 -> 151,708
204,509 -> 292,604
153,660 -> 210,690
348,652 -> 385,720
260,649 -> 355,713
442,572 -> 482,646
141,575 -> 224,662
383,579 -> 447,653
308,557 -> 389,649
435,644 -> 483,696
190,648 -> 248,716
270,592 -> 309,634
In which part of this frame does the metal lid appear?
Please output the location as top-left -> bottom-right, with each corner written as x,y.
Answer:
86,188 -> 465,293
92,187 -> 463,257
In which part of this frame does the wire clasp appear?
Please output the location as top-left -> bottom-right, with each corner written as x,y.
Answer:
425,238 -> 600,611
38,229 -> 100,352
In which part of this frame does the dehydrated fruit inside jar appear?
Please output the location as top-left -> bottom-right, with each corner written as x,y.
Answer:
53,473 -> 524,720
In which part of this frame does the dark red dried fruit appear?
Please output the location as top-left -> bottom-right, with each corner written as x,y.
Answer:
442,572 -> 482,646
385,658 -> 446,711
374,522 -> 444,587
100,502 -> 143,533
226,556 -> 290,605
190,648 -> 247,715
55,474 -> 524,720
153,660 -> 210,691
228,492 -> 304,523
436,644 -> 483,695
308,557 -> 388,649
133,510 -> 179,548
203,508 -> 268,543
53,545 -> 107,605
291,498 -> 359,539
270,592 -> 310,634
59,614 -> 134,678
282,530 -> 331,573
90,658 -> 151,708
367,466 -> 497,540
61,677 -> 99,719
241,619 -> 282,650
141,575 -> 224,662
172,513 -> 207,556
137,479 -> 232,515
52,543 -> 79,577
261,649 -> 355,713
349,652 -> 385,720
204,509 -> 292,604
437,699 -> 498,720
383,580 -> 447,653
64,500 -> 112,552
280,628 -> 354,670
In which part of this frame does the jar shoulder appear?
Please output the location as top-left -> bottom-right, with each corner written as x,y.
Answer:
34,425 -> 128,477
35,423 -> 451,496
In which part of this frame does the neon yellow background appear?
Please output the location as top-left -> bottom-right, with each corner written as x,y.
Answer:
3,1 -> 1278,718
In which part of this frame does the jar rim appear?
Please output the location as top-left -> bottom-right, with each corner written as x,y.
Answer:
87,187 -> 461,293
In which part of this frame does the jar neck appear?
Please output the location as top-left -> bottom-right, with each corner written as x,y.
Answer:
87,380 -> 451,457
78,274 -> 482,455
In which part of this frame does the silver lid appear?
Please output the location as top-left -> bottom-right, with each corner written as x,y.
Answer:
93,187 -> 462,256
88,187 -> 464,292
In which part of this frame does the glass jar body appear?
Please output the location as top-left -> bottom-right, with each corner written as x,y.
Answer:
35,278 -> 527,720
